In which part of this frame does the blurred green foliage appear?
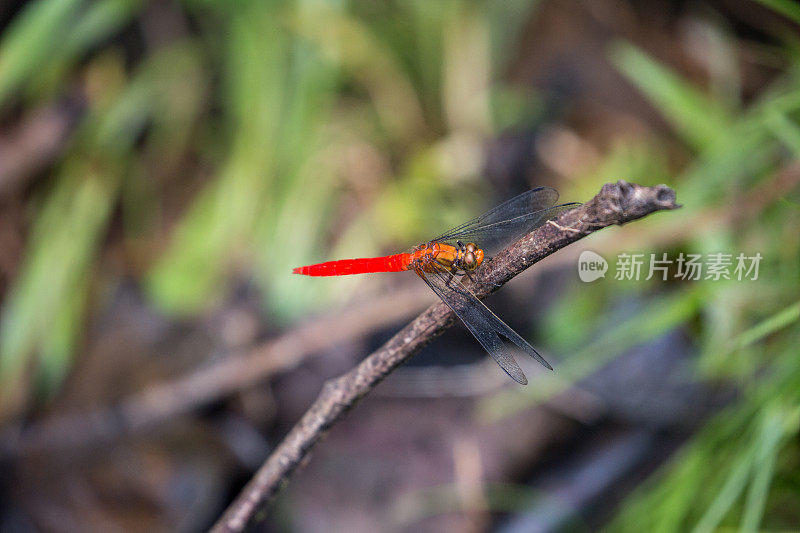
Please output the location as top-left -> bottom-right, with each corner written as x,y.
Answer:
0,0 -> 798,530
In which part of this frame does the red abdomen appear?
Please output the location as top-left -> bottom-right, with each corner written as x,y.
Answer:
292,253 -> 410,276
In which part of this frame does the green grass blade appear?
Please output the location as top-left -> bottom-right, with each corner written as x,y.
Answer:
0,0 -> 84,105
755,0 -> 800,24
739,407 -> 793,533
765,108 -> 800,158
28,0 -> 142,100
691,447 -> 755,533
610,41 -> 731,151
733,300 -> 800,350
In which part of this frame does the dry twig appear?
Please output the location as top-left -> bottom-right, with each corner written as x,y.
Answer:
211,180 -> 680,532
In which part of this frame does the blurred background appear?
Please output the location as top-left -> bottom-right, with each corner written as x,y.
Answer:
0,0 -> 799,531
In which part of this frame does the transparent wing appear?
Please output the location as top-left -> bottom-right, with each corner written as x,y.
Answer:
430,187 -> 577,256
417,265 -> 552,385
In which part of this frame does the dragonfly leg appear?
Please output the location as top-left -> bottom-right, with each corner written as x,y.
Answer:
464,271 -> 502,288
443,269 -> 458,289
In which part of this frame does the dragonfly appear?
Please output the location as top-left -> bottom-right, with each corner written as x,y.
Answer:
293,187 -> 579,384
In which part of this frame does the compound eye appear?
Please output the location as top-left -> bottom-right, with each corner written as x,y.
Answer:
466,243 -> 476,253
464,251 -> 475,265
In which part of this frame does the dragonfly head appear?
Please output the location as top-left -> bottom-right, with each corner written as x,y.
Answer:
462,243 -> 484,271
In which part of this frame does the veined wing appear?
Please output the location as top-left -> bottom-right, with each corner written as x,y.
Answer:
417,265 -> 552,385
430,187 -> 579,256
